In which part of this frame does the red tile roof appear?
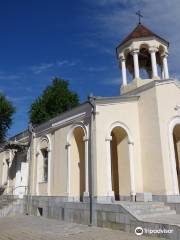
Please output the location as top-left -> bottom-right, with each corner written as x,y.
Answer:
117,24 -> 169,49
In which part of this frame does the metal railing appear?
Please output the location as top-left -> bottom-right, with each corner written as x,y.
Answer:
0,185 -> 28,196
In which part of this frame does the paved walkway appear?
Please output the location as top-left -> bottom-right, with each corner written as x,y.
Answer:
0,216 -> 166,240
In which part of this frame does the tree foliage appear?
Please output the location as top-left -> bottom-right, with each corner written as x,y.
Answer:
29,78 -> 79,125
0,94 -> 16,143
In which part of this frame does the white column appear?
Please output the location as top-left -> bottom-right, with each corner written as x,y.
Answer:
2,162 -> 4,185
149,47 -> 158,78
47,149 -> 51,196
132,49 -> 140,79
128,141 -> 136,201
66,143 -> 71,197
120,56 -> 127,85
162,67 -> 165,80
105,136 -> 114,197
36,152 -> 40,195
83,136 -> 89,196
7,151 -> 12,194
162,53 -> 169,79
32,137 -> 37,195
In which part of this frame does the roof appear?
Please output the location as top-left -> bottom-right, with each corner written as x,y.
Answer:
117,23 -> 169,49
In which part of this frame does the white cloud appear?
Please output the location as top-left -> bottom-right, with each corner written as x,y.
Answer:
7,95 -> 33,103
87,0 -> 180,76
86,66 -> 106,72
56,60 -> 69,67
87,0 -> 139,6
57,60 -> 78,67
31,63 -> 54,74
103,77 -> 120,85
0,74 -> 21,80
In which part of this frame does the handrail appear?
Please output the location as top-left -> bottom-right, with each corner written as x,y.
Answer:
0,184 -> 29,196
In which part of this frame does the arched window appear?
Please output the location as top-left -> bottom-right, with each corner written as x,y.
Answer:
38,137 -> 50,182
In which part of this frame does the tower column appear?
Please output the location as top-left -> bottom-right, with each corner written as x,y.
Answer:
149,47 -> 158,78
120,56 -> 127,85
161,53 -> 169,79
131,49 -> 140,79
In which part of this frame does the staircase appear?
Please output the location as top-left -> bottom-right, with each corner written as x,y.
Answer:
0,184 -> 6,195
120,201 -> 177,220
0,196 -> 23,217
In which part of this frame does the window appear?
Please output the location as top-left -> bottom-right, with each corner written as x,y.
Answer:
41,149 -> 48,182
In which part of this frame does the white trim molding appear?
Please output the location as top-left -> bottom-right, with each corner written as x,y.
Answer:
52,112 -> 87,128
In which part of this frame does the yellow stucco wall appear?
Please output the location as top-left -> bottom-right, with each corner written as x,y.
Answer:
138,85 -> 165,194
1,80 -> 180,199
95,100 -> 142,197
155,82 -> 180,194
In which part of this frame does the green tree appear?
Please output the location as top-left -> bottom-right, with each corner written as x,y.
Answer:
0,94 -> 16,143
29,78 -> 79,125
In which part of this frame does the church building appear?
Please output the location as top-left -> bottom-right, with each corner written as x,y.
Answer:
0,22 -> 180,225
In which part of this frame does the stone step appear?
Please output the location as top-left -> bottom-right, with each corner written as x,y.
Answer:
138,210 -> 176,219
119,201 -> 178,221
122,202 -> 164,205
122,203 -> 165,210
132,206 -> 172,214
125,204 -> 168,210
124,204 -> 165,210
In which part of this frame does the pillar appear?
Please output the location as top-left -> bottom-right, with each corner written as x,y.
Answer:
66,143 -> 71,197
36,152 -> 40,195
131,49 -> 140,79
105,136 -> 114,197
120,56 -> 127,85
162,67 -> 165,80
128,141 -> 136,201
83,136 -> 89,196
162,53 -> 169,79
149,47 -> 158,78
47,148 -> 51,196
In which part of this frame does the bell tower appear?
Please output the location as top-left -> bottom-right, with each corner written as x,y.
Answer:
116,23 -> 170,94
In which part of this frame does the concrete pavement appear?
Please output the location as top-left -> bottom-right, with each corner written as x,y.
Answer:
0,216 -> 166,240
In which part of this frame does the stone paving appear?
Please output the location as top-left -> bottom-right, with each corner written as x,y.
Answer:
0,216 -> 166,240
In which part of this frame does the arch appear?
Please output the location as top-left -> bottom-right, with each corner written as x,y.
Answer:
168,117 -> 180,194
106,121 -> 133,142
123,48 -> 131,58
159,45 -> 166,55
67,122 -> 88,145
106,121 -> 135,201
139,43 -> 150,50
66,122 -> 89,201
38,135 -> 51,152
139,44 -> 152,79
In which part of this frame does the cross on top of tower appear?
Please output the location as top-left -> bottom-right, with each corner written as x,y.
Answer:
136,10 -> 143,24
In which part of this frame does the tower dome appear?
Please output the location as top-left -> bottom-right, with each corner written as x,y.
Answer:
116,23 -> 170,94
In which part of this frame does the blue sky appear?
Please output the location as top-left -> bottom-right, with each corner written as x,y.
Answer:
0,0 -> 180,137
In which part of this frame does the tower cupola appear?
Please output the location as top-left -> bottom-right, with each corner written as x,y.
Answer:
116,23 -> 170,94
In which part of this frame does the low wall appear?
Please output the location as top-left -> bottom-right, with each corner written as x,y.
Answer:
25,196 -> 180,240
